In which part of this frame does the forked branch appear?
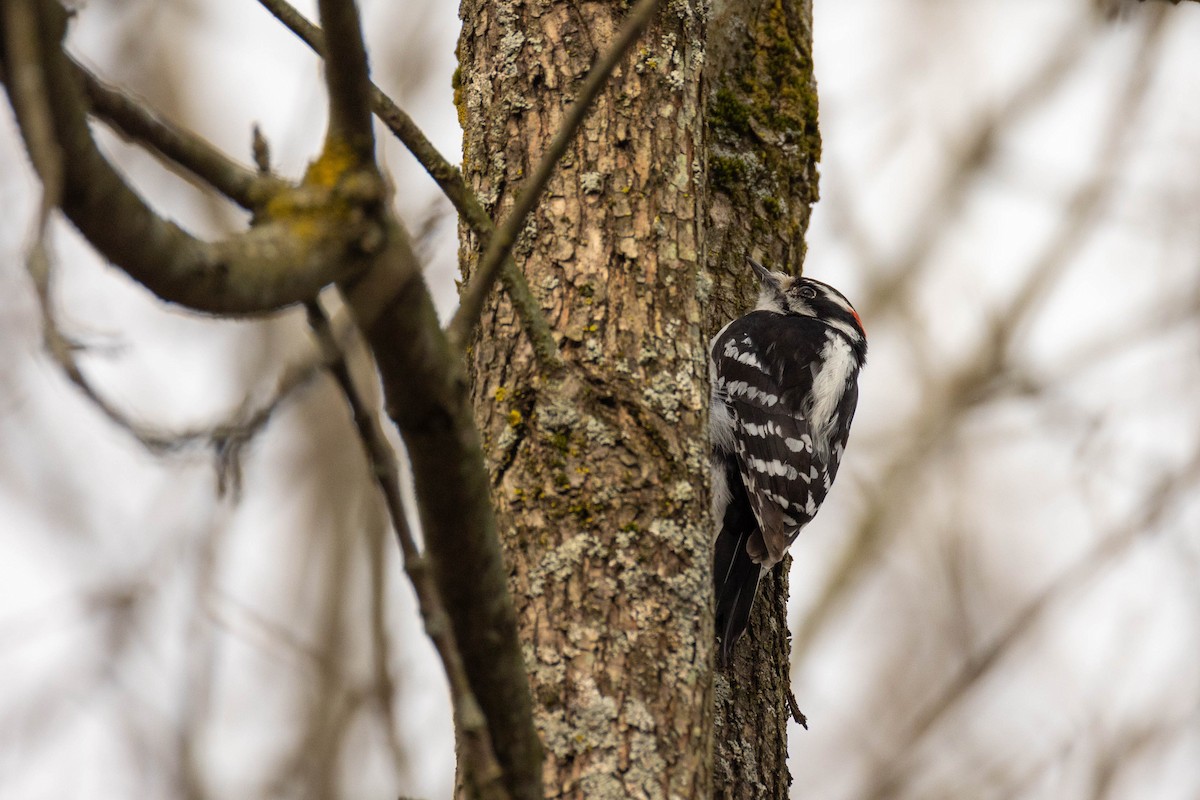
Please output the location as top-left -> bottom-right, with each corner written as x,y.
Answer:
0,0 -> 376,316
255,0 -> 563,373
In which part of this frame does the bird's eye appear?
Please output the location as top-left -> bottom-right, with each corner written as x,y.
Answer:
798,285 -> 817,300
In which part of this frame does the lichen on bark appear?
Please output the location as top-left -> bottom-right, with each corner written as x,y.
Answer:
458,0 -> 820,795
704,1 -> 821,798
458,1 -> 714,797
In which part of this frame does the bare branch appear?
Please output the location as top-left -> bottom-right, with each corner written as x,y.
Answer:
447,0 -> 668,348
23,238 -> 335,490
5,6 -> 542,792
315,0 -> 374,165
7,51 -> 340,483
3,0 -> 61,213
76,56 -> 285,211
338,226 -> 543,800
305,299 -> 510,800
7,0 -> 320,489
254,0 -> 564,373
0,0 -> 377,316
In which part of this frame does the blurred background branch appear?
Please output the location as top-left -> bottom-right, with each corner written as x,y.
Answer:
304,298 -> 508,800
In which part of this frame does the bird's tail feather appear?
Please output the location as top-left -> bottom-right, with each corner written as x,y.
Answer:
714,526 -> 762,668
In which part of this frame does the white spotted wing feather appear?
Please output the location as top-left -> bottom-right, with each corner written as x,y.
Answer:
711,311 -> 859,568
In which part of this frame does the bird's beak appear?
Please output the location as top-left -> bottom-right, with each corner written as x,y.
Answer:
747,257 -> 779,291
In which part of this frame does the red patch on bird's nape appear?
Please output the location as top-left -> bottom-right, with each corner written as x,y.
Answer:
851,308 -> 866,337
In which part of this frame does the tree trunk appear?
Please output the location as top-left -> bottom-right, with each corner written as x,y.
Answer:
458,1 -> 712,795
704,2 -> 821,797
457,0 -> 818,796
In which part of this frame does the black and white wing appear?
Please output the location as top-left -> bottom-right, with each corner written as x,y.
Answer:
715,312 -> 840,562
711,312 -> 858,663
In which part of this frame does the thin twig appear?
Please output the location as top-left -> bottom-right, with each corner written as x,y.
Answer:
24,244 -> 336,491
252,124 -> 272,173
76,56 -> 285,210
254,0 -> 563,373
6,25 -> 341,479
786,688 -> 809,730
304,299 -> 511,800
365,504 -> 410,778
3,0 -> 62,214
448,0 -> 668,347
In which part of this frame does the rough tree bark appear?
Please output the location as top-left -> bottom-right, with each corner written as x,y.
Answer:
705,2 -> 821,797
458,1 -> 712,796
458,0 -> 820,797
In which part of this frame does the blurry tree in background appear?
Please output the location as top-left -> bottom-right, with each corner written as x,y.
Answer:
791,2 -> 1200,798
1,2 -> 1200,800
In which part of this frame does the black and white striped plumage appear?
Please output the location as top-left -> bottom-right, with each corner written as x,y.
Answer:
711,258 -> 867,666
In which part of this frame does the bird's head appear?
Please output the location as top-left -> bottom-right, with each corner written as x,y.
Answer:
749,257 -> 866,344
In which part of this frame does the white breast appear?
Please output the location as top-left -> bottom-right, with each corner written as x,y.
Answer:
806,332 -> 855,458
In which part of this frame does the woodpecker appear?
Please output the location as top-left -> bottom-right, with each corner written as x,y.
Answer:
711,258 -> 867,666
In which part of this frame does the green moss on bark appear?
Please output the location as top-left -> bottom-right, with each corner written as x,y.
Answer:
705,0 -> 821,273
